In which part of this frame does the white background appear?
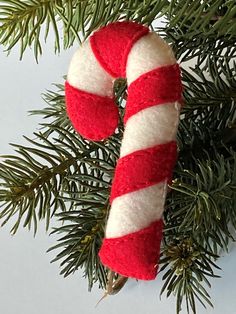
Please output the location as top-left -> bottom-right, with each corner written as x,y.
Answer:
0,28 -> 236,314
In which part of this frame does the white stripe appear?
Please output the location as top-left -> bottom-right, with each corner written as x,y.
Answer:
105,181 -> 168,238
67,41 -> 113,97
120,102 -> 181,157
126,32 -> 176,85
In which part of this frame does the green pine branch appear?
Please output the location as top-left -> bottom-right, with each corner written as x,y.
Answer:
160,238 -> 220,314
29,83 -> 73,138
178,58 -> 236,161
48,204 -> 109,290
0,0 -> 168,60
167,0 -> 236,38
168,152 -> 236,250
0,129 -> 87,234
157,1 -> 236,64
1,0 -> 236,63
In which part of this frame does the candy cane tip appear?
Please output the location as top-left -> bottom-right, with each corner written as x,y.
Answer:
65,81 -> 119,141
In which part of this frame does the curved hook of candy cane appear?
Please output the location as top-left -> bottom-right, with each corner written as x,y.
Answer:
65,39 -> 118,141
65,21 -> 183,280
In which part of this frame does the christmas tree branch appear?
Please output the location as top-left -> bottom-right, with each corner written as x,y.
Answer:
160,239 -> 220,314
48,203 -> 109,290
29,83 -> 73,137
178,59 -> 236,159
158,0 -> 236,64
0,130 -> 84,234
169,151 -> 236,250
0,0 -> 168,60
159,149 -> 236,313
167,0 -> 236,38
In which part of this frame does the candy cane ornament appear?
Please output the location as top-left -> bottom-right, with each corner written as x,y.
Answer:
65,21 -> 182,280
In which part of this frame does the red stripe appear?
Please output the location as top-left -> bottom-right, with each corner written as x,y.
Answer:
65,81 -> 119,141
90,21 -> 149,78
98,219 -> 163,280
110,141 -> 177,203
124,64 -> 182,124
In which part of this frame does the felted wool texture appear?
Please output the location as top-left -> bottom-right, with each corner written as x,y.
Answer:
124,64 -> 182,124
99,219 -> 163,280
126,32 -> 176,85
67,41 -> 114,97
110,141 -> 177,202
64,21 -> 183,280
90,21 -> 149,78
120,102 -> 181,157
65,82 -> 119,141
105,182 -> 167,238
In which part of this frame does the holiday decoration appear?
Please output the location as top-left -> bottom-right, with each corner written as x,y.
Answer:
1,1 -> 236,313
65,21 -> 182,280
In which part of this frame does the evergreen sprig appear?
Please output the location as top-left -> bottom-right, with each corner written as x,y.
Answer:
167,152 -> 236,251
160,239 -> 220,314
48,204 -> 109,290
29,83 -> 71,135
0,0 -> 167,60
178,59 -> 236,160
167,0 -> 236,38
158,0 -> 236,64
0,128 -> 86,234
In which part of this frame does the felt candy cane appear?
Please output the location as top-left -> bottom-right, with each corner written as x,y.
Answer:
65,21 -> 182,280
